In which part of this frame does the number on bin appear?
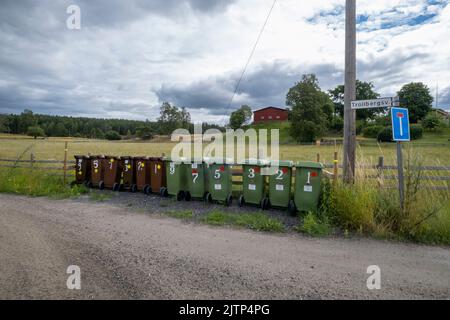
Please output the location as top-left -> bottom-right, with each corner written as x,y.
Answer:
248,168 -> 255,179
214,169 -> 221,179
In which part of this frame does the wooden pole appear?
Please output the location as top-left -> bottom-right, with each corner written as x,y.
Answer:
316,153 -> 320,163
333,151 -> 338,185
30,153 -> 35,168
343,0 -> 356,183
377,156 -> 384,187
63,142 -> 68,185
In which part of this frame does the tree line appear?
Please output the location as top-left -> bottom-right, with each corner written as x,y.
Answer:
0,103 -> 224,140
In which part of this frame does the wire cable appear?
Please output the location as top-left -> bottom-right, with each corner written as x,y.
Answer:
226,0 -> 277,110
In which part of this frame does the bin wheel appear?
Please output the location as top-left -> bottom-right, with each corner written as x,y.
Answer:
206,192 -> 212,203
288,200 -> 297,216
131,184 -> 137,193
238,195 -> 245,207
113,183 -> 120,192
176,191 -> 185,201
185,192 -> 191,201
144,185 -> 151,195
119,183 -> 124,191
261,197 -> 269,210
99,181 -> 105,190
160,187 -> 168,197
86,181 -> 92,188
225,194 -> 232,207
203,192 -> 210,203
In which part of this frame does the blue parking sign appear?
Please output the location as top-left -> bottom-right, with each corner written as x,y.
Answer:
391,107 -> 410,141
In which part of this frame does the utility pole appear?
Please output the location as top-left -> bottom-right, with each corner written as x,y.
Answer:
343,0 -> 356,183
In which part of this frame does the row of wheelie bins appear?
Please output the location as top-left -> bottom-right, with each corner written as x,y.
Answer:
74,155 -> 323,214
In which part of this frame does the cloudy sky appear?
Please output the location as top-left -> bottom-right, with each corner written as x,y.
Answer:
0,0 -> 449,123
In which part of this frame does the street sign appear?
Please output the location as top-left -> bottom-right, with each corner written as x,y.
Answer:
351,97 -> 392,109
391,107 -> 410,141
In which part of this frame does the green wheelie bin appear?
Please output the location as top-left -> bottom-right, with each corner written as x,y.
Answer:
164,157 -> 188,201
292,161 -> 323,214
238,159 -> 269,209
268,160 -> 294,210
206,158 -> 233,206
184,158 -> 209,201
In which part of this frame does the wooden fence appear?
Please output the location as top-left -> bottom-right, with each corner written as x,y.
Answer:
1,151 -> 449,190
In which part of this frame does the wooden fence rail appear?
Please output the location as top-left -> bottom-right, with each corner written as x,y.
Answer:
1,154 -> 449,189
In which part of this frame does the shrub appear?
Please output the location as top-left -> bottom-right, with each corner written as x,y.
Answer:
362,125 -> 383,138
300,212 -> 331,236
377,127 -> 392,142
104,130 -> 121,140
27,126 -> 45,139
410,124 -> 423,140
356,120 -> 365,135
422,112 -> 443,131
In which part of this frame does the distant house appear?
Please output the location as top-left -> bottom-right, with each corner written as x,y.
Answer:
435,108 -> 450,120
253,106 -> 289,124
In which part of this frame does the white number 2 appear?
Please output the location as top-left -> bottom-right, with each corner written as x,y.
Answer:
276,169 -> 283,180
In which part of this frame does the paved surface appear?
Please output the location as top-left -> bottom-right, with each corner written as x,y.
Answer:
0,194 -> 449,299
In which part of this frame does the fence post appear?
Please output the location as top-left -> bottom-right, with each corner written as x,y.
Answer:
316,153 -> 320,163
63,142 -> 68,185
377,156 -> 384,187
30,153 -> 35,168
333,151 -> 338,185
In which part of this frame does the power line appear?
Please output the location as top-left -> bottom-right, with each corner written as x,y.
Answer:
226,0 -> 277,110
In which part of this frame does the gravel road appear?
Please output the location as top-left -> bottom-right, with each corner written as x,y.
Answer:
0,193 -> 449,299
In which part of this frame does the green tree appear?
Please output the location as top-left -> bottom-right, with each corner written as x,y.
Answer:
104,130 -> 121,140
0,117 -> 9,133
27,125 -> 45,139
19,109 -> 37,133
136,126 -> 154,140
422,112 -> 444,131
157,102 -> 191,134
287,74 -> 333,142
228,105 -> 253,129
329,80 -> 381,120
397,82 -> 433,123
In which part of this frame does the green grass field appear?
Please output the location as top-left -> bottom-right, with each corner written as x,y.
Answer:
0,132 -> 449,166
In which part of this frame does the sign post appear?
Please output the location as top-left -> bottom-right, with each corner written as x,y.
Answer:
391,107 -> 410,210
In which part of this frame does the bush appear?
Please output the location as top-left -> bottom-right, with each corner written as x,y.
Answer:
330,116 -> 343,133
300,212 -> 331,236
27,126 -> 45,139
377,127 -> 392,142
104,130 -> 121,140
362,125 -> 383,138
355,120 -> 366,135
410,124 -> 423,140
422,112 -> 443,131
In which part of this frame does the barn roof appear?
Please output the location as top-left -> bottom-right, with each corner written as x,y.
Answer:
253,106 -> 289,113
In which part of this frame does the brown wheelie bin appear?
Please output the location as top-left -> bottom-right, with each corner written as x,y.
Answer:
104,155 -> 122,191
134,156 -> 151,194
149,157 -> 167,196
89,155 -> 106,189
121,156 -> 137,192
73,155 -> 91,186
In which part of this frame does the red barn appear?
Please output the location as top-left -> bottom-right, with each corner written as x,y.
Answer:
253,106 -> 289,124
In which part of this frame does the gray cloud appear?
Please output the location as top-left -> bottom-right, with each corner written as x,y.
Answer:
155,61 -> 343,115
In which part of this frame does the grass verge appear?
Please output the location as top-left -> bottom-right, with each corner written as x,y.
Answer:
201,210 -> 285,232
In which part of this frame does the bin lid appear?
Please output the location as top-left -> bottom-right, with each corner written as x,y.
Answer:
295,161 -> 323,169
74,154 -> 90,159
133,156 -> 149,160
162,156 -> 188,164
208,157 -> 234,165
149,156 -> 163,161
270,160 -> 293,167
242,158 -> 269,166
